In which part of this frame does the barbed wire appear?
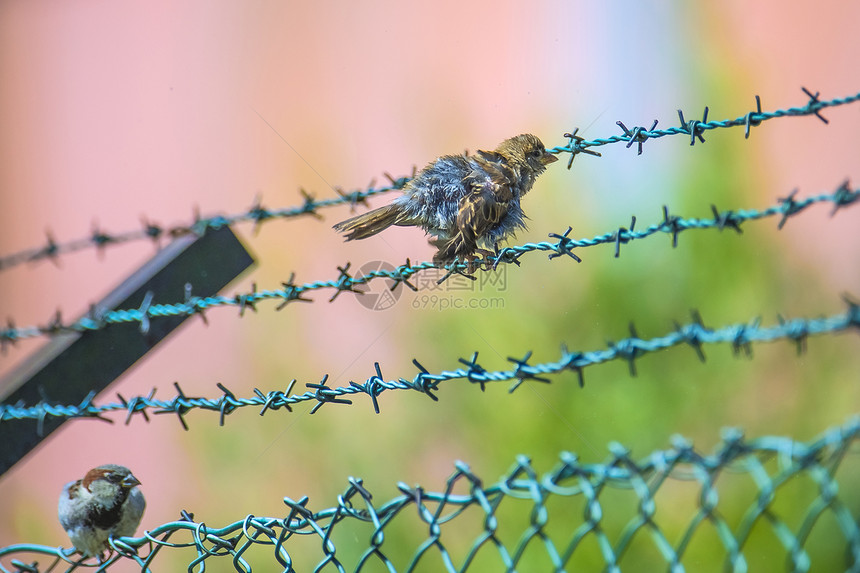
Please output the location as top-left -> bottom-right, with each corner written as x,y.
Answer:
0,181 -> 856,349
547,87 -> 857,160
2,298 -> 857,431
0,177 -> 411,273
1,87 -> 856,273
2,416 -> 858,572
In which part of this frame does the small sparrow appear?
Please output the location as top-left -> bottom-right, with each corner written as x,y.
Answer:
58,464 -> 146,560
333,133 -> 558,265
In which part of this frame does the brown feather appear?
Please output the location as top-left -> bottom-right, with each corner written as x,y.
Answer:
433,171 -> 510,263
332,204 -> 416,241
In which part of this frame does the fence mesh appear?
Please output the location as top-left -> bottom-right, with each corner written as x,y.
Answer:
1,417 -> 859,572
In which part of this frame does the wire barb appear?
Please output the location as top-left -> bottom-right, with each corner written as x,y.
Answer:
459,352 -> 490,391
547,227 -> 583,262
275,273 -> 312,310
307,374 -> 353,414
137,292 -> 154,335
710,205 -> 744,233
561,128 -> 602,169
744,95 -> 763,138
349,362 -> 386,414
801,86 -> 830,124
661,206 -> 683,247
613,216 -> 637,258
248,196 -> 273,235
616,119 -> 659,155
408,358 -> 442,401
677,107 -> 709,145
329,263 -> 362,302
508,351 -> 554,393
829,179 -> 858,215
776,190 -> 802,230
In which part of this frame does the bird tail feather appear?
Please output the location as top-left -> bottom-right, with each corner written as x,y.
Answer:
333,205 -> 413,241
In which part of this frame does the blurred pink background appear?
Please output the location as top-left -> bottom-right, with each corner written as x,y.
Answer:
1,1 -> 859,569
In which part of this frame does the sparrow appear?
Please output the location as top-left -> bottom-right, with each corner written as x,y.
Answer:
333,133 -> 558,265
58,464 -> 146,560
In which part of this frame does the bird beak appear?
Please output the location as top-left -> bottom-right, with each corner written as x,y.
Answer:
123,474 -> 142,488
540,152 -> 558,166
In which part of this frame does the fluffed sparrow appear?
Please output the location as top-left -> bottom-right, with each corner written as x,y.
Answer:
58,464 -> 145,560
333,133 -> 558,265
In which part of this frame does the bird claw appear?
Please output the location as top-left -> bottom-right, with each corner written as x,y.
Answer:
472,249 -> 495,272
434,250 -> 491,275
451,255 -> 479,275
452,251 -> 493,274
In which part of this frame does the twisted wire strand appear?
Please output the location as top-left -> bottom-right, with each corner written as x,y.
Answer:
2,298 -> 857,429
548,87 -> 859,159
1,417 -> 858,572
1,87 -> 856,272
0,182 -> 856,349
0,177 -> 411,273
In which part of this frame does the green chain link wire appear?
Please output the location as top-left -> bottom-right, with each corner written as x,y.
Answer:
1,418 -> 858,572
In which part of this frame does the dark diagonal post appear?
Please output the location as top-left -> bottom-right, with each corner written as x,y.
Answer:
0,225 -> 255,475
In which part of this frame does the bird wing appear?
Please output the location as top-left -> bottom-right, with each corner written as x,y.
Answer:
432,166 -> 512,263
456,184 -> 508,244
475,149 -> 505,164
